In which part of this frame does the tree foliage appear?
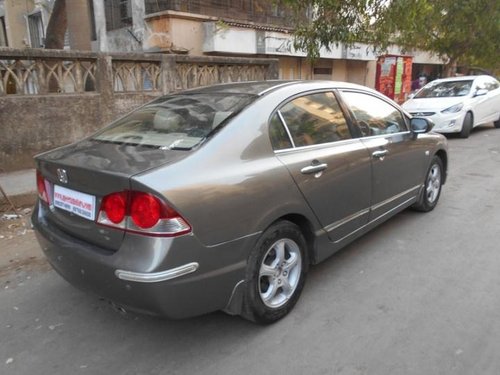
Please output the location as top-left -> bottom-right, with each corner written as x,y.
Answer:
285,0 -> 500,73
284,0 -> 386,58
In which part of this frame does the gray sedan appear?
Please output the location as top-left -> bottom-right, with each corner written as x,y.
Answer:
33,80 -> 448,323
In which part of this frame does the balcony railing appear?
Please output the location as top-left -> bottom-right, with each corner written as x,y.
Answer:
0,48 -> 279,96
145,0 -> 298,29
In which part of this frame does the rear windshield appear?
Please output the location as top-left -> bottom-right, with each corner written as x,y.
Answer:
93,93 -> 256,149
415,80 -> 473,98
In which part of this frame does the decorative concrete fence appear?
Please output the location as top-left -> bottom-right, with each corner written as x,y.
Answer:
0,48 -> 278,171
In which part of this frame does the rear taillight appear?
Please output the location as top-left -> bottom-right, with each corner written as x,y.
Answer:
36,170 -> 49,203
97,191 -> 191,237
130,192 -> 160,229
101,192 -> 127,224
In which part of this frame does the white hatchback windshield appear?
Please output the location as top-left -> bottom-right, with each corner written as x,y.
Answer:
93,93 -> 256,149
415,80 -> 473,98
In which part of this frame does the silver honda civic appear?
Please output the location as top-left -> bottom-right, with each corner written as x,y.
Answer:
33,80 -> 448,323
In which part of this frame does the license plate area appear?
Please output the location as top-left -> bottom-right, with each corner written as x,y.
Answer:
53,185 -> 96,221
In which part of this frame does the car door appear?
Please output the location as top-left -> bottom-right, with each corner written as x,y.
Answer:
473,77 -> 500,124
338,90 -> 426,221
471,78 -> 490,124
270,91 -> 372,243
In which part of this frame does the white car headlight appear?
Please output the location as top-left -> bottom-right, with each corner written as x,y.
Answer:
441,103 -> 464,113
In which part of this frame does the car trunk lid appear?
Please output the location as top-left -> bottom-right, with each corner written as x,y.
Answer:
36,139 -> 190,252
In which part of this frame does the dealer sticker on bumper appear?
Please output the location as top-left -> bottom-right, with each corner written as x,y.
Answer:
53,185 -> 96,221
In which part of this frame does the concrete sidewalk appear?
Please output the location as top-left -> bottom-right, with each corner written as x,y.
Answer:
0,169 -> 37,208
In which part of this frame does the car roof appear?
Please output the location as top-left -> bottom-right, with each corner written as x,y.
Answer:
180,80 -> 369,96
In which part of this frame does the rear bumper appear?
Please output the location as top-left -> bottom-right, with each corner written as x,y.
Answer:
32,202 -> 257,319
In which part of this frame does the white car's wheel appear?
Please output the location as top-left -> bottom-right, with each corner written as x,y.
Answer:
459,112 -> 473,138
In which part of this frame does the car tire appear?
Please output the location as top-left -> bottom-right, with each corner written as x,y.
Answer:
459,112 -> 473,138
412,156 -> 444,212
241,221 -> 308,324
494,116 -> 500,129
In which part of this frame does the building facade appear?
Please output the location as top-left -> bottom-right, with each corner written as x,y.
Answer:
93,0 -> 444,89
0,0 -> 51,49
0,0 -> 444,90
92,0 -> 379,86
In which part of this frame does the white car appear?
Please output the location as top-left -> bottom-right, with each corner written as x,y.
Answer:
403,75 -> 500,138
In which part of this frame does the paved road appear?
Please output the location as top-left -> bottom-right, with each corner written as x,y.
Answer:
2,125 -> 500,375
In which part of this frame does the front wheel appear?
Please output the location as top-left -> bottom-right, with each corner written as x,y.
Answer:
459,112 -> 473,138
412,156 -> 443,212
241,221 -> 308,324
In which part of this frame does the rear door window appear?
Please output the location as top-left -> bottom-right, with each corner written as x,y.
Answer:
484,77 -> 500,91
269,113 -> 293,150
277,92 -> 351,147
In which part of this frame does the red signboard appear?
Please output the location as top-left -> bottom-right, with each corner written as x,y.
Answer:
375,55 -> 413,104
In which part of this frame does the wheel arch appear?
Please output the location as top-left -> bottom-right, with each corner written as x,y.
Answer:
224,212 -> 317,320
270,213 -> 318,267
435,149 -> 448,184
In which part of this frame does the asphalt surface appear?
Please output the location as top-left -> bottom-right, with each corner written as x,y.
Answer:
2,124 -> 500,375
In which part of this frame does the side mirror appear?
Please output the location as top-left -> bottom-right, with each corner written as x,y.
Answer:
408,92 -> 415,99
474,88 -> 488,97
410,117 -> 434,134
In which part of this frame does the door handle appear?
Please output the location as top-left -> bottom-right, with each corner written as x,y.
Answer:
301,163 -> 328,174
372,150 -> 388,159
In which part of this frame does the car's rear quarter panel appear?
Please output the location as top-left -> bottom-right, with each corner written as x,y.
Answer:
132,93 -> 323,248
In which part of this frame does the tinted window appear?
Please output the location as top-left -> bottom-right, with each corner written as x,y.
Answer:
279,92 -> 350,147
415,80 -> 473,98
269,113 -> 293,150
484,78 -> 500,91
341,91 -> 407,136
93,93 -> 256,149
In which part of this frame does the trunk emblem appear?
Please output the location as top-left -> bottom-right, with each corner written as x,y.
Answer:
57,168 -> 68,184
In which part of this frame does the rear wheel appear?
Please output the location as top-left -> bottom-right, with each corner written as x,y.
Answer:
412,156 -> 443,212
242,221 -> 308,324
459,112 -> 473,138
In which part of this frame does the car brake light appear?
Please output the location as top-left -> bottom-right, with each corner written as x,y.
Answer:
130,192 -> 160,228
97,191 -> 191,237
101,192 -> 127,224
36,170 -> 49,203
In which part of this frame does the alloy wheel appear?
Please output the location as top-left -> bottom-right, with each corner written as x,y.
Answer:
259,238 -> 302,308
426,163 -> 441,204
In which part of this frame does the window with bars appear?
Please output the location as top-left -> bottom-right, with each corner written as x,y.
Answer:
143,0 -> 299,27
104,0 -> 133,31
145,0 -> 199,13
0,16 -> 8,47
28,12 -> 45,48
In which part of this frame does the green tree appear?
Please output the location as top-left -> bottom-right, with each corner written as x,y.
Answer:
285,0 -> 500,75
373,0 -> 500,75
284,0 -> 386,58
